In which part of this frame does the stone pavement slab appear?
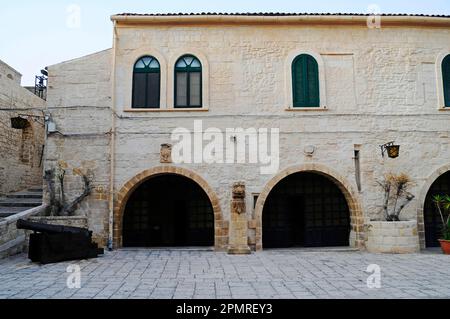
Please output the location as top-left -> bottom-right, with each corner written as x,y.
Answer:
0,249 -> 449,299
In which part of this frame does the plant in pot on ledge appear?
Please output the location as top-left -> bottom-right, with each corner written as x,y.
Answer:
432,195 -> 450,254
366,173 -> 419,254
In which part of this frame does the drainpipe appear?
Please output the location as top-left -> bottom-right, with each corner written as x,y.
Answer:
107,21 -> 118,251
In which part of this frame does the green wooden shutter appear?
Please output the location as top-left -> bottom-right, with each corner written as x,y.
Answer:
307,56 -> 320,107
443,55 -> 450,107
292,54 -> 320,107
293,55 -> 307,107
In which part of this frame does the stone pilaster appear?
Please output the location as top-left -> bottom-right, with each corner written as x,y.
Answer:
228,182 -> 251,255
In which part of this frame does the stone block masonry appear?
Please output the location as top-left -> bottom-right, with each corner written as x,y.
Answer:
0,60 -> 46,196
43,15 -> 450,251
366,220 -> 421,254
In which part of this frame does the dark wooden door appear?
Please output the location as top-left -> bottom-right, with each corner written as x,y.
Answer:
263,173 -> 350,248
123,175 -> 214,247
424,171 -> 450,247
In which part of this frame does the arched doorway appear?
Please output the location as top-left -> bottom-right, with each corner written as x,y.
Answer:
424,171 -> 450,247
122,174 -> 214,247
262,172 -> 351,248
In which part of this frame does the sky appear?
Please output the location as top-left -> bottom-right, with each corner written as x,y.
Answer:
1,0 -> 450,86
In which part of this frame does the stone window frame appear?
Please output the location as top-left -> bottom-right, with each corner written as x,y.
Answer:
168,49 -> 210,111
437,52 -> 450,110
124,49 -> 210,113
131,55 -> 161,109
285,50 -> 327,111
292,54 -> 320,108
122,49 -> 168,112
174,54 -> 203,109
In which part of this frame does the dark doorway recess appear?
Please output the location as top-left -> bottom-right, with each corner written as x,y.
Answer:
424,171 -> 450,247
123,174 -> 214,247
263,172 -> 351,248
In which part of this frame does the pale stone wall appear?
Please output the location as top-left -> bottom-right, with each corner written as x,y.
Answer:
365,220 -> 421,254
0,60 -> 21,85
0,60 -> 46,195
45,49 -> 112,246
0,205 -> 47,259
44,20 -> 450,250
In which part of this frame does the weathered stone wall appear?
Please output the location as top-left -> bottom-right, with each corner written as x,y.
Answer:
45,50 -> 112,246
0,205 -> 47,259
45,21 -> 450,250
0,60 -> 46,195
365,220 -> 421,254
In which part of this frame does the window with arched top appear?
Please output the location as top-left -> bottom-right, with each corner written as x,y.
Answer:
132,56 -> 161,109
292,54 -> 320,108
175,55 -> 202,108
443,55 -> 450,107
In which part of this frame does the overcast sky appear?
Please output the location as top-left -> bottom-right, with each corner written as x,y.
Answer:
1,0 -> 449,85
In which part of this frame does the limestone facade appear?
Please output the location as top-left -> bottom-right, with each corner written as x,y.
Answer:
0,60 -> 46,195
44,14 -> 450,251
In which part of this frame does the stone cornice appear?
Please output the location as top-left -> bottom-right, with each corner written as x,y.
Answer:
111,14 -> 450,28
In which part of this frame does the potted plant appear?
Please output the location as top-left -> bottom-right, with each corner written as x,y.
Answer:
432,195 -> 450,254
365,173 -> 419,254
379,173 -> 415,222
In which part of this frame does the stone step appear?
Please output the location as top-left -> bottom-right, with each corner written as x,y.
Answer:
6,192 -> 43,199
27,187 -> 43,193
0,207 -> 26,218
0,213 -> 16,218
0,198 -> 43,208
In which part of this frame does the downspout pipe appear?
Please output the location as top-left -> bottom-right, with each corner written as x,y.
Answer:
108,21 -> 118,251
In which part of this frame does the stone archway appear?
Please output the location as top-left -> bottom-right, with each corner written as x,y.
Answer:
254,164 -> 364,251
417,164 -> 450,249
114,166 -> 227,250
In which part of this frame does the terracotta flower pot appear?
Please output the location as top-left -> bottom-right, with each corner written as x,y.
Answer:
439,240 -> 450,255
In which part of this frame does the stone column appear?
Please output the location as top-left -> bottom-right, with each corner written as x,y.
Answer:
228,182 -> 251,254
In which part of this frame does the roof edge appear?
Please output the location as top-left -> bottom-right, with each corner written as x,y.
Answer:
46,48 -> 112,69
110,13 -> 450,27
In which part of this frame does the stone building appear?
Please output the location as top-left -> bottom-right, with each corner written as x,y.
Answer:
44,13 -> 450,252
0,60 -> 46,196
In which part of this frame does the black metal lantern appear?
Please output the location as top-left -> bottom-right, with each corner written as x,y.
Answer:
381,142 -> 400,159
10,116 -> 29,129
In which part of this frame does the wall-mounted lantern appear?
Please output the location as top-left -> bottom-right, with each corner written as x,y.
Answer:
380,142 -> 400,159
44,114 -> 57,134
10,116 -> 29,129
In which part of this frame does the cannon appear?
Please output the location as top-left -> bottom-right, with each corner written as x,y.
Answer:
17,219 -> 104,264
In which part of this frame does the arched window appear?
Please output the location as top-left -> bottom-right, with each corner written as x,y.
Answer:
175,55 -> 202,108
132,56 -> 160,108
292,54 -> 320,108
443,55 -> 450,107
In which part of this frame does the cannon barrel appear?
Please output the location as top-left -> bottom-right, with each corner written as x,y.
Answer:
17,219 -> 91,237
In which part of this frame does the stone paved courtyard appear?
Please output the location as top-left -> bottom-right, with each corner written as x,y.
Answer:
0,248 -> 449,299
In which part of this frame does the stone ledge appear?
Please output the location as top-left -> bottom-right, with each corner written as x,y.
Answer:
285,107 -> 328,112
123,108 -> 209,113
0,205 -> 48,259
227,246 -> 252,255
365,220 -> 420,254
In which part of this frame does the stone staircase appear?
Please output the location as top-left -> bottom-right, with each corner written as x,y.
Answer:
0,186 -> 43,219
